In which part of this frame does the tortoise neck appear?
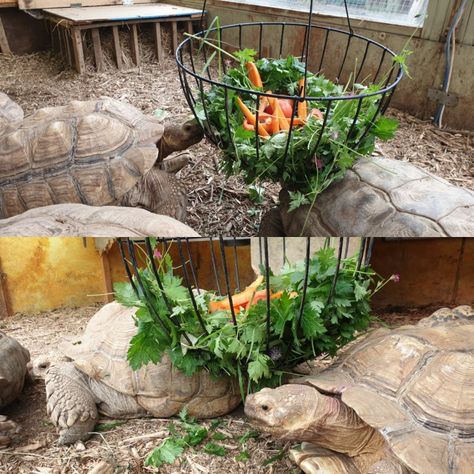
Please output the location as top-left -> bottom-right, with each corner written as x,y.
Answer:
304,394 -> 385,458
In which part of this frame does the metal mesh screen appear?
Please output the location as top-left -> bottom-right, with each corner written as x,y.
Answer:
230,0 -> 429,26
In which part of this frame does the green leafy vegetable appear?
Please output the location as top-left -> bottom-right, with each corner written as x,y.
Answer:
145,438 -> 185,467
116,243 -> 392,395
195,53 -> 399,209
203,442 -> 226,456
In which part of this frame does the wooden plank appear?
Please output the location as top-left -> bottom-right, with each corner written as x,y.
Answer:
71,27 -> 85,74
0,16 -> 10,54
153,21 -> 163,61
112,25 -> 122,70
171,20 -> 178,52
19,0 -> 157,10
91,27 -> 104,72
129,23 -> 140,67
38,4 -> 203,20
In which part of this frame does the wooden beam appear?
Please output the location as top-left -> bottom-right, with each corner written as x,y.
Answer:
171,20 -> 178,52
71,28 -> 85,74
153,21 -> 163,61
0,16 -> 10,55
91,27 -> 104,72
111,25 -> 122,70
129,23 -> 140,67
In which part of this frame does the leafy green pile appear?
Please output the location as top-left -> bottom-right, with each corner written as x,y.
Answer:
115,243 -> 391,395
144,408 -> 280,468
196,51 -> 398,210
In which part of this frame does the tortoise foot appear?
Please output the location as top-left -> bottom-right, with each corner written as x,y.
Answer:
0,415 -> 20,448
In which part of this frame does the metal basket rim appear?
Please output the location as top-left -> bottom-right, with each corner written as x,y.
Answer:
176,21 -> 404,102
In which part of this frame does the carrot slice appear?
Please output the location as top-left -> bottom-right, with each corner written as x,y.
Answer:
236,97 -> 270,137
298,79 -> 308,120
246,62 -> 263,88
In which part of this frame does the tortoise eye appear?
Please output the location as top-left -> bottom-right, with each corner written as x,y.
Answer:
261,404 -> 269,411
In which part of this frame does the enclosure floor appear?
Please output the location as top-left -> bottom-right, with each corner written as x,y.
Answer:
0,51 -> 472,235
0,304 -> 437,473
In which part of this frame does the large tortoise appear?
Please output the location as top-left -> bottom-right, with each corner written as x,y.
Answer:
260,156 -> 474,237
0,96 -> 203,220
0,203 -> 200,237
0,331 -> 30,447
44,301 -> 241,445
245,305 -> 474,474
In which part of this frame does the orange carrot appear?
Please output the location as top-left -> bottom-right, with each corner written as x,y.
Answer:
236,97 -> 270,137
270,98 -> 289,131
246,62 -> 263,88
298,79 -> 308,120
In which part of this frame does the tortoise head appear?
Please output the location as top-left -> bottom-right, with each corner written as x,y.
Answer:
159,118 -> 203,159
245,384 -> 325,441
245,383 -> 385,456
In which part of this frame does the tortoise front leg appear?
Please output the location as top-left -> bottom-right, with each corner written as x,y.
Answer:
120,168 -> 187,221
0,415 -> 19,447
45,362 -> 98,445
291,443 -> 360,474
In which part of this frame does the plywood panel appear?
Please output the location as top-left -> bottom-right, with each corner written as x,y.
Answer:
371,238 -> 466,309
20,0 -> 155,10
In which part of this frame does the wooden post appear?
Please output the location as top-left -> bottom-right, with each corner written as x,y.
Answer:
171,20 -> 178,52
0,16 -> 11,55
112,25 -> 123,70
91,28 -> 104,72
71,28 -> 85,74
100,253 -> 114,303
153,22 -> 163,62
63,28 -> 73,67
0,259 -> 11,319
129,23 -> 140,67
186,20 -> 193,36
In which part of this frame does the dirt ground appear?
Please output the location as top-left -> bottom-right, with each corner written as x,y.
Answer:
0,304 -> 437,474
0,36 -> 473,236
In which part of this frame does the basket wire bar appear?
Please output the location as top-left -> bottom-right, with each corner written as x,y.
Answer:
185,237 -> 201,294
232,237 -> 241,293
218,235 -> 239,328
118,237 -> 376,366
297,237 -> 312,326
176,239 -> 208,334
263,237 -> 271,351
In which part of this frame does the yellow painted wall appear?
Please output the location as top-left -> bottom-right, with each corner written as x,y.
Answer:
0,237 -> 107,314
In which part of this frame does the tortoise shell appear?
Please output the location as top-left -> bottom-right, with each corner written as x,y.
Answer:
296,305 -> 474,474
274,156 -> 474,237
60,301 -> 241,418
0,93 -> 23,137
0,98 -> 162,218
0,331 -> 30,407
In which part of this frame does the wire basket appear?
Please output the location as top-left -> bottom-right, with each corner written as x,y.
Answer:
176,1 -> 403,204
118,237 -> 377,392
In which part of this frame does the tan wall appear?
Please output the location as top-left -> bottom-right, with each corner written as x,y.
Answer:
0,237 -> 471,315
0,237 -> 107,315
